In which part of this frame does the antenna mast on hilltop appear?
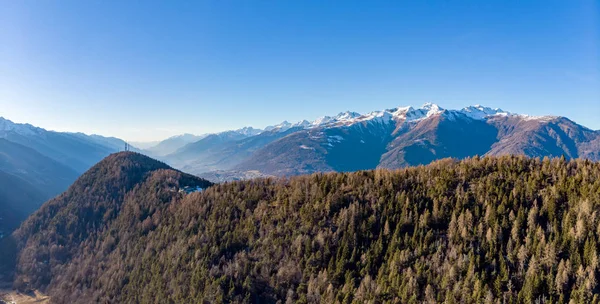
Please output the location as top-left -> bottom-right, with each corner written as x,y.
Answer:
124,142 -> 129,152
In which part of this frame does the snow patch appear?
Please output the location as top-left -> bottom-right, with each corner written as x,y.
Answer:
328,135 -> 344,142
299,145 -> 315,150
518,115 -> 558,122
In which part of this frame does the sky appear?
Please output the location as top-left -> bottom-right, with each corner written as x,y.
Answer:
1,1 -> 599,142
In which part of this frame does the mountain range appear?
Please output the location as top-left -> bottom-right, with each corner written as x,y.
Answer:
0,117 -> 142,234
145,104 -> 600,181
1,103 -> 598,229
0,117 -> 141,173
3,103 -> 599,185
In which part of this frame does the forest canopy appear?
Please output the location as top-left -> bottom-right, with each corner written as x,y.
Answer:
5,154 -> 600,303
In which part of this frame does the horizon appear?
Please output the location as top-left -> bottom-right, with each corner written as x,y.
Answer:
2,101 -> 598,144
1,1 -> 599,141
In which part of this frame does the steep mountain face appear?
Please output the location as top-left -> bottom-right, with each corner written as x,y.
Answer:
486,116 -> 600,159
5,152 -> 212,299
379,114 -> 499,169
236,119 -> 397,175
5,156 -> 600,303
178,104 -> 599,181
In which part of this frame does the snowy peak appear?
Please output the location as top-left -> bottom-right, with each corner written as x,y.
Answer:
386,103 -> 445,122
295,120 -> 312,128
421,102 -> 443,114
0,117 -> 15,131
311,111 -> 362,127
459,105 -> 509,120
0,117 -> 43,136
223,103 -> 564,138
335,111 -> 362,121
264,120 -> 311,132
265,111 -> 362,133
264,121 -> 291,132
233,127 -> 263,137
263,103 -> 449,133
408,103 -> 444,121
457,105 -> 556,121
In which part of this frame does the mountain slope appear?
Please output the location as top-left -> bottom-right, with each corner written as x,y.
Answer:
7,152 -> 213,296
0,139 -> 79,198
379,114 -> 498,169
0,139 -> 80,234
6,156 -> 600,303
236,119 -> 397,175
1,129 -> 112,173
178,127 -> 305,175
0,170 -> 47,236
164,128 -> 262,168
143,133 -> 206,157
486,116 -> 600,159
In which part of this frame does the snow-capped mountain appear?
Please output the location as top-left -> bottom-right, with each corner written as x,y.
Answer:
264,120 -> 310,132
261,103 -> 555,133
3,103 -> 597,184
161,103 -> 599,181
233,126 -> 263,137
459,105 -> 510,120
0,117 -> 44,136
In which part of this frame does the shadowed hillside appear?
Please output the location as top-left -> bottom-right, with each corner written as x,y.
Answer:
0,139 -> 80,235
0,171 -> 47,236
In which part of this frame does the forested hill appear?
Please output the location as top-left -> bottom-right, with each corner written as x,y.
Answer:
6,155 -> 600,303
1,152 -> 213,294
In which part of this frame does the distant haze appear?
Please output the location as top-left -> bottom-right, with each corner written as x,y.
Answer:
130,141 -> 160,149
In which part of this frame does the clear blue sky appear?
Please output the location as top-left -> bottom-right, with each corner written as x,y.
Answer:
1,0 -> 598,141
